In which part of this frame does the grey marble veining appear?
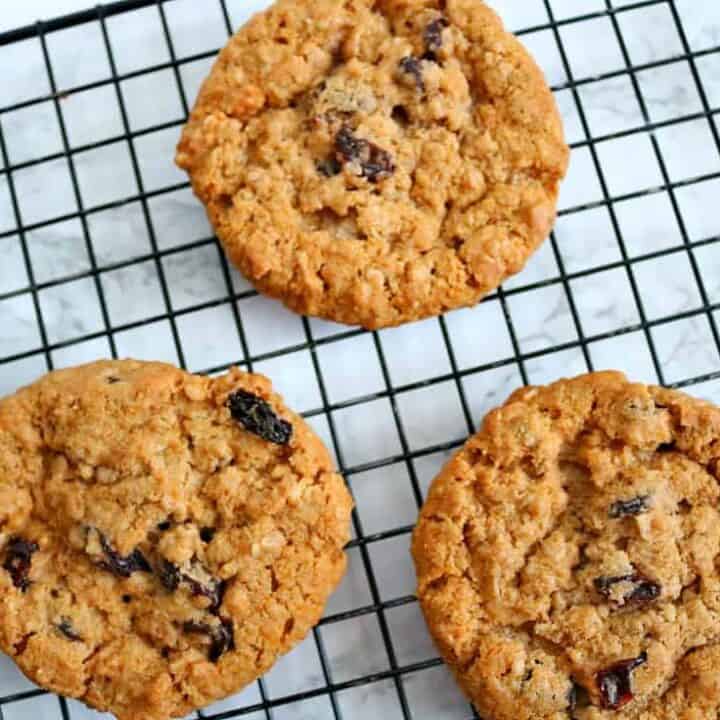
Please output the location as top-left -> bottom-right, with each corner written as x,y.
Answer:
0,2 -> 719,719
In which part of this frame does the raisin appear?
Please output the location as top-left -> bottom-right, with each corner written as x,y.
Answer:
98,534 -> 151,578
596,652 -> 647,710
398,56 -> 424,91
391,105 -> 411,126
3,537 -> 38,592
209,619 -> 235,662
183,620 -> 211,634
568,680 -> 589,710
334,125 -> 396,183
627,577 -> 661,605
57,618 -> 82,642
316,158 -> 342,177
158,559 -> 181,592
423,17 -> 449,60
609,495 -> 651,519
228,390 -> 293,445
186,575 -> 225,614
594,573 -> 661,608
200,527 -> 216,543
157,521 -> 172,532
159,560 -> 225,614
183,619 -> 235,662
567,683 -> 577,710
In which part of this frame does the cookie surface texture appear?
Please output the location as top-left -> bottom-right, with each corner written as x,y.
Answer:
412,372 -> 720,720
177,0 -> 569,329
0,360 -> 352,720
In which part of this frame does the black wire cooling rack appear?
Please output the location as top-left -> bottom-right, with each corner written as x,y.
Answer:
0,0 -> 720,718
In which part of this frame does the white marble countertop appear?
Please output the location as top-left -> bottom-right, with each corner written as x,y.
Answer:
0,1 -> 719,719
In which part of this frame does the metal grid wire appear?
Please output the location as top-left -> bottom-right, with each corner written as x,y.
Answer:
0,0 -> 719,718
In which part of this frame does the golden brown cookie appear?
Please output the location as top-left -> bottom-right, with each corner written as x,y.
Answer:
412,372 -> 720,720
0,360 -> 352,720
176,0 -> 569,329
